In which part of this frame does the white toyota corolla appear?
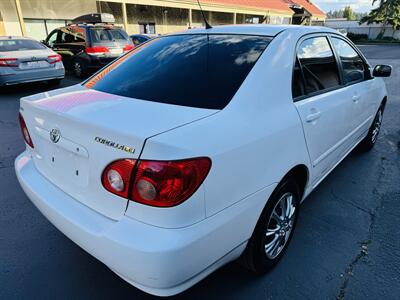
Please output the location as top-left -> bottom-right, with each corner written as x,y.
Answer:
15,25 -> 391,296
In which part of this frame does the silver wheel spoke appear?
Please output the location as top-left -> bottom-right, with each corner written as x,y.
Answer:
285,195 -> 293,218
266,225 -> 280,237
265,234 -> 279,253
264,192 -> 297,259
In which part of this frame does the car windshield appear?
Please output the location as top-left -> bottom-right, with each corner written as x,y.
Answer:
0,39 -> 46,52
90,28 -> 128,42
85,34 -> 271,109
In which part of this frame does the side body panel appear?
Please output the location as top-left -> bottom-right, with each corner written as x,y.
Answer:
127,31 -> 312,222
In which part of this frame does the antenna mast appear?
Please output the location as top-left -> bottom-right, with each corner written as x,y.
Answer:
196,0 -> 212,29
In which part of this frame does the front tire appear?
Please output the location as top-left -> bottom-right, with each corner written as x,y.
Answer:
241,179 -> 300,274
358,105 -> 384,152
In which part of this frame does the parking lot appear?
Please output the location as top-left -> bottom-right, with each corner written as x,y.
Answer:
1,44 -> 399,299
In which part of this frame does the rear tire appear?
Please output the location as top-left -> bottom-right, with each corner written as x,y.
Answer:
358,105 -> 384,152
241,179 -> 300,274
73,60 -> 86,78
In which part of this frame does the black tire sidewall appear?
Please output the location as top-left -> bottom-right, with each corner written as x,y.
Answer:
248,179 -> 300,273
359,105 -> 384,151
73,60 -> 85,78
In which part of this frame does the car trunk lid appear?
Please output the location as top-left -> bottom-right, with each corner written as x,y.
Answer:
0,49 -> 55,70
20,85 -> 217,220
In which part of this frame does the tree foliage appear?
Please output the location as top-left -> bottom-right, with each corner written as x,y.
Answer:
343,6 -> 356,20
327,8 -> 367,20
361,0 -> 400,30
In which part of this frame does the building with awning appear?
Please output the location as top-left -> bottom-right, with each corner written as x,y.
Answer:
0,0 -> 325,40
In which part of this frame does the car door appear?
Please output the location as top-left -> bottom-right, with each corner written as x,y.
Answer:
329,35 -> 377,143
293,35 -> 353,187
54,28 -> 77,68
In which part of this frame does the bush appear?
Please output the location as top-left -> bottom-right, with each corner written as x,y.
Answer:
347,32 -> 369,42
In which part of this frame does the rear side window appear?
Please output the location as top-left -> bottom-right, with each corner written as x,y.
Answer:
331,37 -> 365,84
90,28 -> 128,42
295,37 -> 340,95
0,39 -> 46,51
86,34 -> 270,109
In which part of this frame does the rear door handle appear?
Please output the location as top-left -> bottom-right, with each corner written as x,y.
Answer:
352,95 -> 361,102
306,111 -> 321,123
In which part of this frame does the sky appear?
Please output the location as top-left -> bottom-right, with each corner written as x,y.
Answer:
312,0 -> 379,13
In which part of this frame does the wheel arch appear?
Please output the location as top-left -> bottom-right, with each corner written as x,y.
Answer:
381,96 -> 388,110
280,164 -> 309,200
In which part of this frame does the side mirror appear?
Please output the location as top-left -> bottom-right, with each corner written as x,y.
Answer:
373,64 -> 392,77
41,40 -> 48,45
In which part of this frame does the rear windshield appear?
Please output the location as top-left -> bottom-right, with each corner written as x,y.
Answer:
0,39 -> 46,52
86,34 -> 271,109
90,28 -> 129,42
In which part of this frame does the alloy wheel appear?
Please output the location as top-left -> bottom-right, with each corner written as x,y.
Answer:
264,192 -> 296,259
73,62 -> 82,77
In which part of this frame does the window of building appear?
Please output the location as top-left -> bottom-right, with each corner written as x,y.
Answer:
24,19 -> 47,41
331,37 -> 365,84
297,37 -> 340,94
24,19 -> 69,41
97,1 -> 124,24
139,23 -> 156,34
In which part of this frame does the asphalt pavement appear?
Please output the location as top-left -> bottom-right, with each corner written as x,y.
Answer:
1,45 -> 399,300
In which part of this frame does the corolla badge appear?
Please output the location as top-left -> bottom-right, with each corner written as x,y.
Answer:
94,137 -> 135,154
50,128 -> 61,143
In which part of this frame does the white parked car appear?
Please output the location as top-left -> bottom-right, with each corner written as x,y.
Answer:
0,36 -> 64,86
15,25 -> 391,296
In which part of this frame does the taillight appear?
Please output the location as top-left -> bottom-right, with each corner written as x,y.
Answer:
102,159 -> 136,198
123,44 -> 134,52
48,54 -> 62,64
18,113 -> 34,148
101,157 -> 211,207
0,58 -> 17,67
86,46 -> 110,54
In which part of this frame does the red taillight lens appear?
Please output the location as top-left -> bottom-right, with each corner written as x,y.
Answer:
0,58 -> 17,67
18,113 -> 34,148
123,44 -> 134,52
101,159 -> 136,198
48,54 -> 62,64
86,46 -> 110,54
101,157 -> 211,207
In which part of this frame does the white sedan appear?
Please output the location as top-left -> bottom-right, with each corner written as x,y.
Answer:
15,25 -> 391,296
0,36 -> 64,86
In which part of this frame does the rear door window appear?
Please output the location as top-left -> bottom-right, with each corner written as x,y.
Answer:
331,37 -> 365,84
85,34 -> 271,109
296,37 -> 340,95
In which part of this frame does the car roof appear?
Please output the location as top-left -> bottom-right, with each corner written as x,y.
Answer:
0,36 -> 34,40
175,24 -> 338,37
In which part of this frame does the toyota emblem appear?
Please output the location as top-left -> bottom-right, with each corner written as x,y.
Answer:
50,128 -> 61,143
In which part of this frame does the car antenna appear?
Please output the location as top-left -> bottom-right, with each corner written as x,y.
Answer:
196,0 -> 212,29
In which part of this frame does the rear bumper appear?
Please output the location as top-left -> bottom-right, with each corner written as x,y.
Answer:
15,152 -> 274,296
86,55 -> 118,70
0,64 -> 65,86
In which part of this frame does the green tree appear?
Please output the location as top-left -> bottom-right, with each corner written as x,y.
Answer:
343,6 -> 356,20
361,0 -> 400,38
